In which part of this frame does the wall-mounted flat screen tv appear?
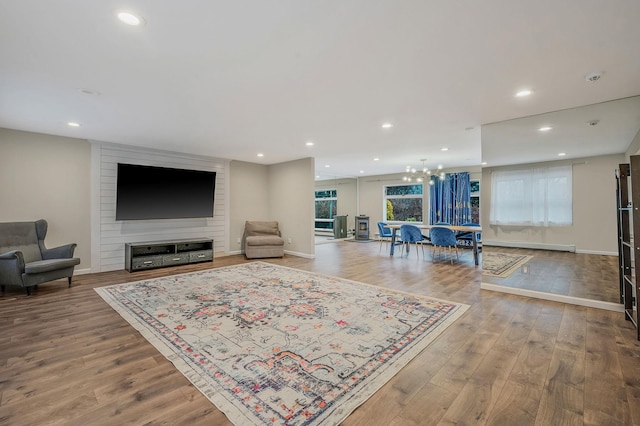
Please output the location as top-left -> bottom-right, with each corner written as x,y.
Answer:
115,163 -> 216,220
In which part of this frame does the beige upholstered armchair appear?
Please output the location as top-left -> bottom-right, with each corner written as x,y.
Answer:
243,221 -> 284,259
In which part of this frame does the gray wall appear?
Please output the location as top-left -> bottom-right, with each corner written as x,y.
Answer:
481,154 -> 623,254
268,157 -> 315,257
626,127 -> 640,158
0,128 -> 91,271
359,173 -> 411,225
229,160 -> 270,253
229,158 -> 315,257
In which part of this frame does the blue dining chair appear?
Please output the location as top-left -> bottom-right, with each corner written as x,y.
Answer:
429,226 -> 459,263
456,222 -> 481,248
377,221 -> 393,253
428,221 -> 450,242
399,224 -> 428,259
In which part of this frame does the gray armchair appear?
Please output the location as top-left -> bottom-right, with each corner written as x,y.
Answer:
0,219 -> 80,295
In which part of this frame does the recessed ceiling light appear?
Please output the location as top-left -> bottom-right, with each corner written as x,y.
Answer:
538,126 -> 553,132
481,162 -> 487,166
437,165 -> 443,170
67,122 -> 80,127
373,158 -> 379,161
441,147 -> 449,151
360,170 -> 365,174
558,152 -> 567,156
257,153 -> 264,157
316,175 -> 320,179
117,11 -> 145,26
381,123 -> 393,129
587,119 -> 600,126
305,141 -> 314,146
515,89 -> 533,97
324,165 -> 330,168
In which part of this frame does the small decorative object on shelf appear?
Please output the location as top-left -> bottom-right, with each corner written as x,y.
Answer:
616,157 -> 640,340
125,238 -> 213,272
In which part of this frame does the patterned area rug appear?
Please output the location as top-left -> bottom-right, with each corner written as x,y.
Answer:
95,262 -> 468,425
482,252 -> 533,278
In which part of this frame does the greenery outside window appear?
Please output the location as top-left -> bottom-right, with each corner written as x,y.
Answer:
315,189 -> 337,229
384,184 -> 423,222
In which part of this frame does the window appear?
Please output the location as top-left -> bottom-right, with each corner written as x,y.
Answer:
471,179 -> 480,224
384,184 -> 423,222
489,165 -> 572,226
315,189 -> 337,229
470,196 -> 480,223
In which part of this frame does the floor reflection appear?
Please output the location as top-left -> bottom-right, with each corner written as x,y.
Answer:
481,246 -> 619,304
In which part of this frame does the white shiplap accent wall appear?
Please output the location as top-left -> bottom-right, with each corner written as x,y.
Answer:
91,142 -> 229,272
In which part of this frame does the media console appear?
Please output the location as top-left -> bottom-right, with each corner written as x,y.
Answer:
125,238 -> 213,272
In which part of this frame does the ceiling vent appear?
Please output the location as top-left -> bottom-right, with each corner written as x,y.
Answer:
585,72 -> 602,82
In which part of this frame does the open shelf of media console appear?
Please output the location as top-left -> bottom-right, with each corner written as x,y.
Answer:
125,238 -> 213,272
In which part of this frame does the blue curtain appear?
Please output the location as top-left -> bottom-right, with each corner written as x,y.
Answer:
429,172 -> 471,225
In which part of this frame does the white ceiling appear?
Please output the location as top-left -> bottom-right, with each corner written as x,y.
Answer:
1,1 -> 639,179
483,96 -> 640,167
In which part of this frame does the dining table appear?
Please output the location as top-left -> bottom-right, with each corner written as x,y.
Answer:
385,224 -> 483,265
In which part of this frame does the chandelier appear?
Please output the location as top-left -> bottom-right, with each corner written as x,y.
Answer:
402,159 -> 444,185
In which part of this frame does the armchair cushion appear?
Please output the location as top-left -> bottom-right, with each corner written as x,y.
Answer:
243,221 -> 285,259
245,235 -> 285,247
25,258 -> 80,274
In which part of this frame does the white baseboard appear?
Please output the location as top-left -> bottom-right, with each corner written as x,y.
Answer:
483,240 -> 576,252
228,249 -> 315,259
480,282 -> 624,312
284,250 -> 315,259
74,268 -> 93,275
575,249 -> 618,256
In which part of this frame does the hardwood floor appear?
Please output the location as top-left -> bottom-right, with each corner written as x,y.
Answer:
481,246 -> 620,304
1,241 -> 639,425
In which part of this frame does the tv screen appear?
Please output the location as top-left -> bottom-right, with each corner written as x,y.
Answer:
115,163 -> 216,220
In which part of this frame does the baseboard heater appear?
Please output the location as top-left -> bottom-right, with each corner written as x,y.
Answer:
482,240 -> 576,252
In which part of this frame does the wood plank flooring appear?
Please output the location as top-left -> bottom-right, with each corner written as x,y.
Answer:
481,246 -> 620,304
1,241 -> 639,425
